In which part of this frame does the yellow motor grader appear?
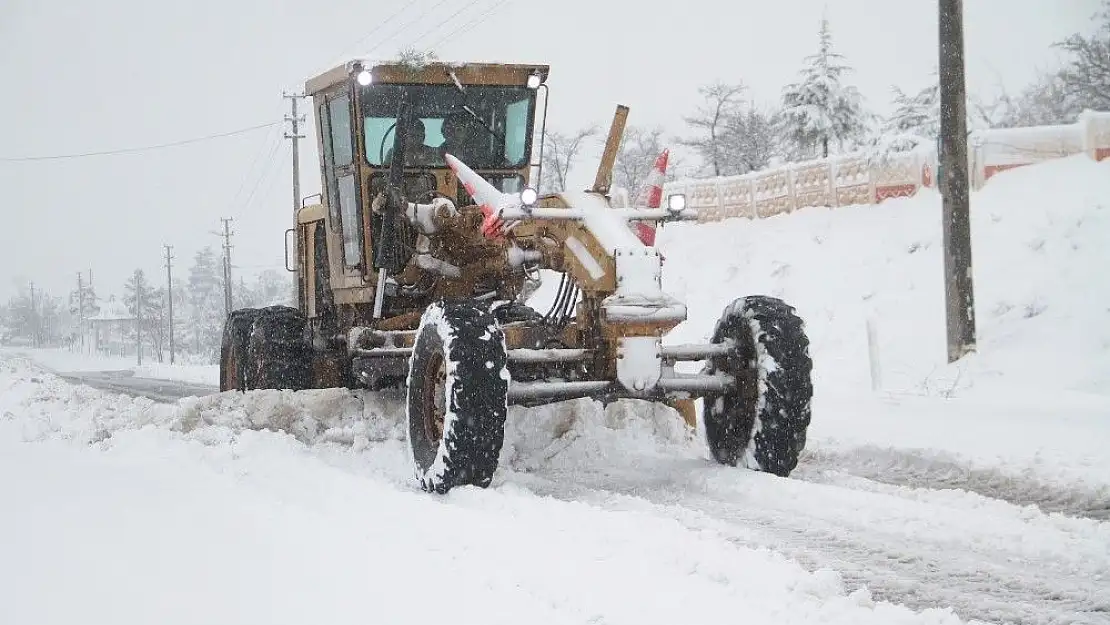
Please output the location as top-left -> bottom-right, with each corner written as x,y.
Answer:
219,58 -> 814,493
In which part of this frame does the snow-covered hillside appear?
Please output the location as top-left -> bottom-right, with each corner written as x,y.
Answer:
2,156 -> 1109,625
658,154 -> 1110,398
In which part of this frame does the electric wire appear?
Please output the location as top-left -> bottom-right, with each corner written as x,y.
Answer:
409,0 -> 486,48
0,120 -> 282,162
239,140 -> 287,214
332,1 -> 425,62
360,0 -> 455,60
427,0 -> 514,50
229,126 -> 283,210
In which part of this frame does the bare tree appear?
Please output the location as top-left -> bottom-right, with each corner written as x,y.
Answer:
539,125 -> 599,193
681,82 -> 746,176
991,70 -> 1082,128
612,126 -> 683,197
1056,1 -> 1110,112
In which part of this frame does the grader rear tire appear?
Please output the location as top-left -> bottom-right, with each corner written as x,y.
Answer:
244,305 -> 313,391
702,296 -> 813,477
406,300 -> 510,494
219,308 -> 260,392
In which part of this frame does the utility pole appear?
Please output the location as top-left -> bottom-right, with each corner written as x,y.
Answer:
939,0 -> 977,363
134,270 -> 143,366
219,217 -> 234,316
164,244 -> 176,365
284,91 -> 307,309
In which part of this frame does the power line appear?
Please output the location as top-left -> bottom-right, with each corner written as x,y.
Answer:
410,0 -> 485,47
229,125 -> 283,208
362,0 -> 456,59
0,120 -> 283,162
239,140 -> 287,214
427,0 -> 514,50
332,1 -> 426,63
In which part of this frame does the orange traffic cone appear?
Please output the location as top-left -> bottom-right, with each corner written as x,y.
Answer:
632,149 -> 669,246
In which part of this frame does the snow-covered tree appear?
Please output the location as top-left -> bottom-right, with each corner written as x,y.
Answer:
186,247 -> 225,359
1056,1 -> 1110,112
5,288 -> 65,347
123,269 -> 167,361
234,269 -> 294,310
884,83 -> 941,140
721,107 -> 780,174
539,125 -> 598,193
681,82 -> 747,176
991,70 -> 1083,128
779,17 -> 868,159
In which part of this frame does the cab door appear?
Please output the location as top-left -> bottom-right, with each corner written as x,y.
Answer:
318,88 -> 365,277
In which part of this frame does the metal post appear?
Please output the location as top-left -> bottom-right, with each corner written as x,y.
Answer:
164,244 -> 175,365
938,0 -> 977,363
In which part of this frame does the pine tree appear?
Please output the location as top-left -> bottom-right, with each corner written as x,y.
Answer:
186,247 -> 225,360
779,17 -> 868,159
124,269 -> 165,360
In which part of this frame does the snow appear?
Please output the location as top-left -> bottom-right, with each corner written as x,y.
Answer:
3,346 -> 219,386
658,154 -> 1110,488
3,155 -> 1110,624
561,190 -> 646,253
0,358 -> 975,625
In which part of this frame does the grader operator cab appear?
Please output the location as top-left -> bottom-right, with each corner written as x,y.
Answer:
219,58 -> 814,493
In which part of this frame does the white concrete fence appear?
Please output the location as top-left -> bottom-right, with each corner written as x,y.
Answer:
664,110 -> 1110,223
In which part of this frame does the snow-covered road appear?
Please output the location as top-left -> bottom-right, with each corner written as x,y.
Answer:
2,358 -> 1107,625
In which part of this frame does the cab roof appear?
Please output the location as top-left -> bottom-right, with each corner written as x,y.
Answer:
304,59 -> 551,96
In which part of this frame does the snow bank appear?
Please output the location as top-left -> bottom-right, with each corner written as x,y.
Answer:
0,355 -> 975,625
658,155 -> 1110,397
654,154 -> 1110,489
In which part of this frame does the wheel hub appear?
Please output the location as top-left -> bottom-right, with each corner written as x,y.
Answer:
422,352 -> 447,444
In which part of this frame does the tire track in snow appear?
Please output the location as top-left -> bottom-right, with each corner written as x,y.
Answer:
505,461 -> 1110,625
797,445 -> 1110,521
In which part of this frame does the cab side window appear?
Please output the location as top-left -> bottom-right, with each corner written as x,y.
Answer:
319,91 -> 362,268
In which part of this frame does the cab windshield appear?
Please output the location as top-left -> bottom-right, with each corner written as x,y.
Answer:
361,83 -> 535,169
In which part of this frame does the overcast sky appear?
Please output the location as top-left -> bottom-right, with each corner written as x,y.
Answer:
0,0 -> 1101,303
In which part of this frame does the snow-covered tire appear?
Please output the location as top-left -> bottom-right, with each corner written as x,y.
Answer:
244,305 -> 313,391
406,300 -> 510,494
219,308 -> 259,392
702,296 -> 813,477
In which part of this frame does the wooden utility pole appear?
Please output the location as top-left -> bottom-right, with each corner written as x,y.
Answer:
220,217 -> 234,316
164,245 -> 176,365
938,0 -> 977,363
